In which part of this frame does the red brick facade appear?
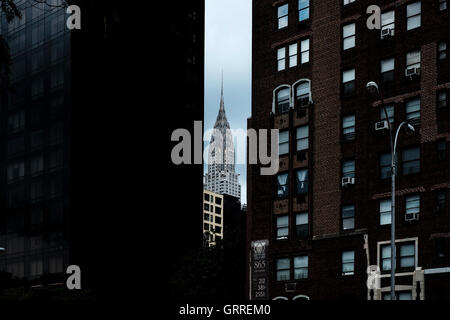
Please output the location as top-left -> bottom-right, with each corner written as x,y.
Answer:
247,0 -> 450,300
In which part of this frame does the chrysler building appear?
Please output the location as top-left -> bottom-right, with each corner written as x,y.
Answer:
204,79 -> 241,200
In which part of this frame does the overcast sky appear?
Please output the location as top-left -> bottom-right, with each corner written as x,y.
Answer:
204,0 -> 252,204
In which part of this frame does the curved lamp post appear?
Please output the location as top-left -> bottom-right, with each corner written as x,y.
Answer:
366,81 -> 415,300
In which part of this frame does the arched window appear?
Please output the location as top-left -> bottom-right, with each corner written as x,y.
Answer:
273,85 -> 291,114
293,79 -> 311,108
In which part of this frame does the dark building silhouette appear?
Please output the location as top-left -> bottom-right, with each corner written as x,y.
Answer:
0,0 -> 205,301
248,0 -> 449,300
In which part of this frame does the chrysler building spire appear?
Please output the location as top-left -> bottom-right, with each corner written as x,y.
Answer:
204,73 -> 241,200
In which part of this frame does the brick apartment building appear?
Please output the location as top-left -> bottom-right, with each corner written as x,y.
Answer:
247,0 -> 449,300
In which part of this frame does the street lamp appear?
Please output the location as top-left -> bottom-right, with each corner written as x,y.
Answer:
366,81 -> 415,301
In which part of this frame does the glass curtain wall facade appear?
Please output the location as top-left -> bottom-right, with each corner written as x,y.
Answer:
0,0 -> 70,282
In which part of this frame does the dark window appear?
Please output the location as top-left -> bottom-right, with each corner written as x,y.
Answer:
436,190 -> 446,212
406,98 -> 420,126
204,193 -> 209,201
342,250 -> 355,275
405,194 -> 420,216
279,130 -> 289,156
342,114 -> 355,140
437,90 -> 447,108
276,215 -> 289,240
215,206 -> 221,214
277,173 -> 289,198
298,0 -> 310,22
215,197 -> 222,205
438,41 -> 447,60
402,147 -> 420,175
342,160 -> 355,178
437,140 -> 447,161
204,203 -> 209,211
342,69 -> 355,95
435,238 -> 446,259
277,4 -> 289,29
342,205 -> 355,230
380,153 -> 392,179
277,47 -> 286,71
276,258 -> 290,281
295,212 -> 308,239
276,88 -> 290,114
296,169 -> 308,194
296,125 -> 309,151
381,104 -> 394,124
295,81 -> 310,107
215,216 -> 221,224
381,245 -> 391,271
381,57 -> 395,83
400,243 -> 415,268
294,256 -> 308,279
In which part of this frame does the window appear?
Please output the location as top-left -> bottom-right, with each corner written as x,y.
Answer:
381,104 -> 394,124
32,77 -> 44,98
381,57 -> 395,83
406,98 -> 420,126
204,193 -> 209,201
436,190 -> 446,212
342,115 -> 355,140
295,212 -> 309,239
342,69 -> 355,95
277,173 -> 289,198
381,10 -> 395,37
31,22 -> 45,48
406,2 -> 421,30
277,48 -> 286,71
380,152 -> 392,179
438,42 -> 447,60
342,205 -> 355,230
384,291 -> 412,300
278,4 -> 289,29
296,169 -> 308,194
342,160 -> 355,179
342,23 -> 355,50
31,50 -> 44,74
380,199 -> 392,225
437,140 -> 447,161
279,130 -> 289,156
204,213 -> 209,221
51,66 -> 64,90
215,207 -> 221,214
295,81 -> 310,106
276,258 -> 290,281
8,111 -> 25,133
30,181 -> 44,202
298,0 -> 310,22
406,50 -> 421,70
406,194 -> 420,216
294,256 -> 308,279
400,243 -> 415,268
440,0 -> 448,11
343,0 -> 355,6
276,88 -> 290,114
300,38 -> 310,64
289,44 -> 298,67
7,162 -> 25,183
438,90 -> 447,108
296,126 -> 309,151
342,251 -> 355,275
381,245 -> 391,271
402,147 -> 420,175
30,155 -> 44,176
215,197 -> 222,205
277,216 -> 289,240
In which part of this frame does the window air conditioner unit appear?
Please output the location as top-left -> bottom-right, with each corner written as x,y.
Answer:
375,120 -> 389,131
285,283 -> 297,293
341,177 -> 355,186
405,67 -> 420,78
405,212 -> 420,222
381,28 -> 394,39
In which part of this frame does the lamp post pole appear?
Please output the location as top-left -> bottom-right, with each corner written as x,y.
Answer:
367,82 -> 415,300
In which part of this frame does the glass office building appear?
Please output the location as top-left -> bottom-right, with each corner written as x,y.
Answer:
0,0 -> 71,282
